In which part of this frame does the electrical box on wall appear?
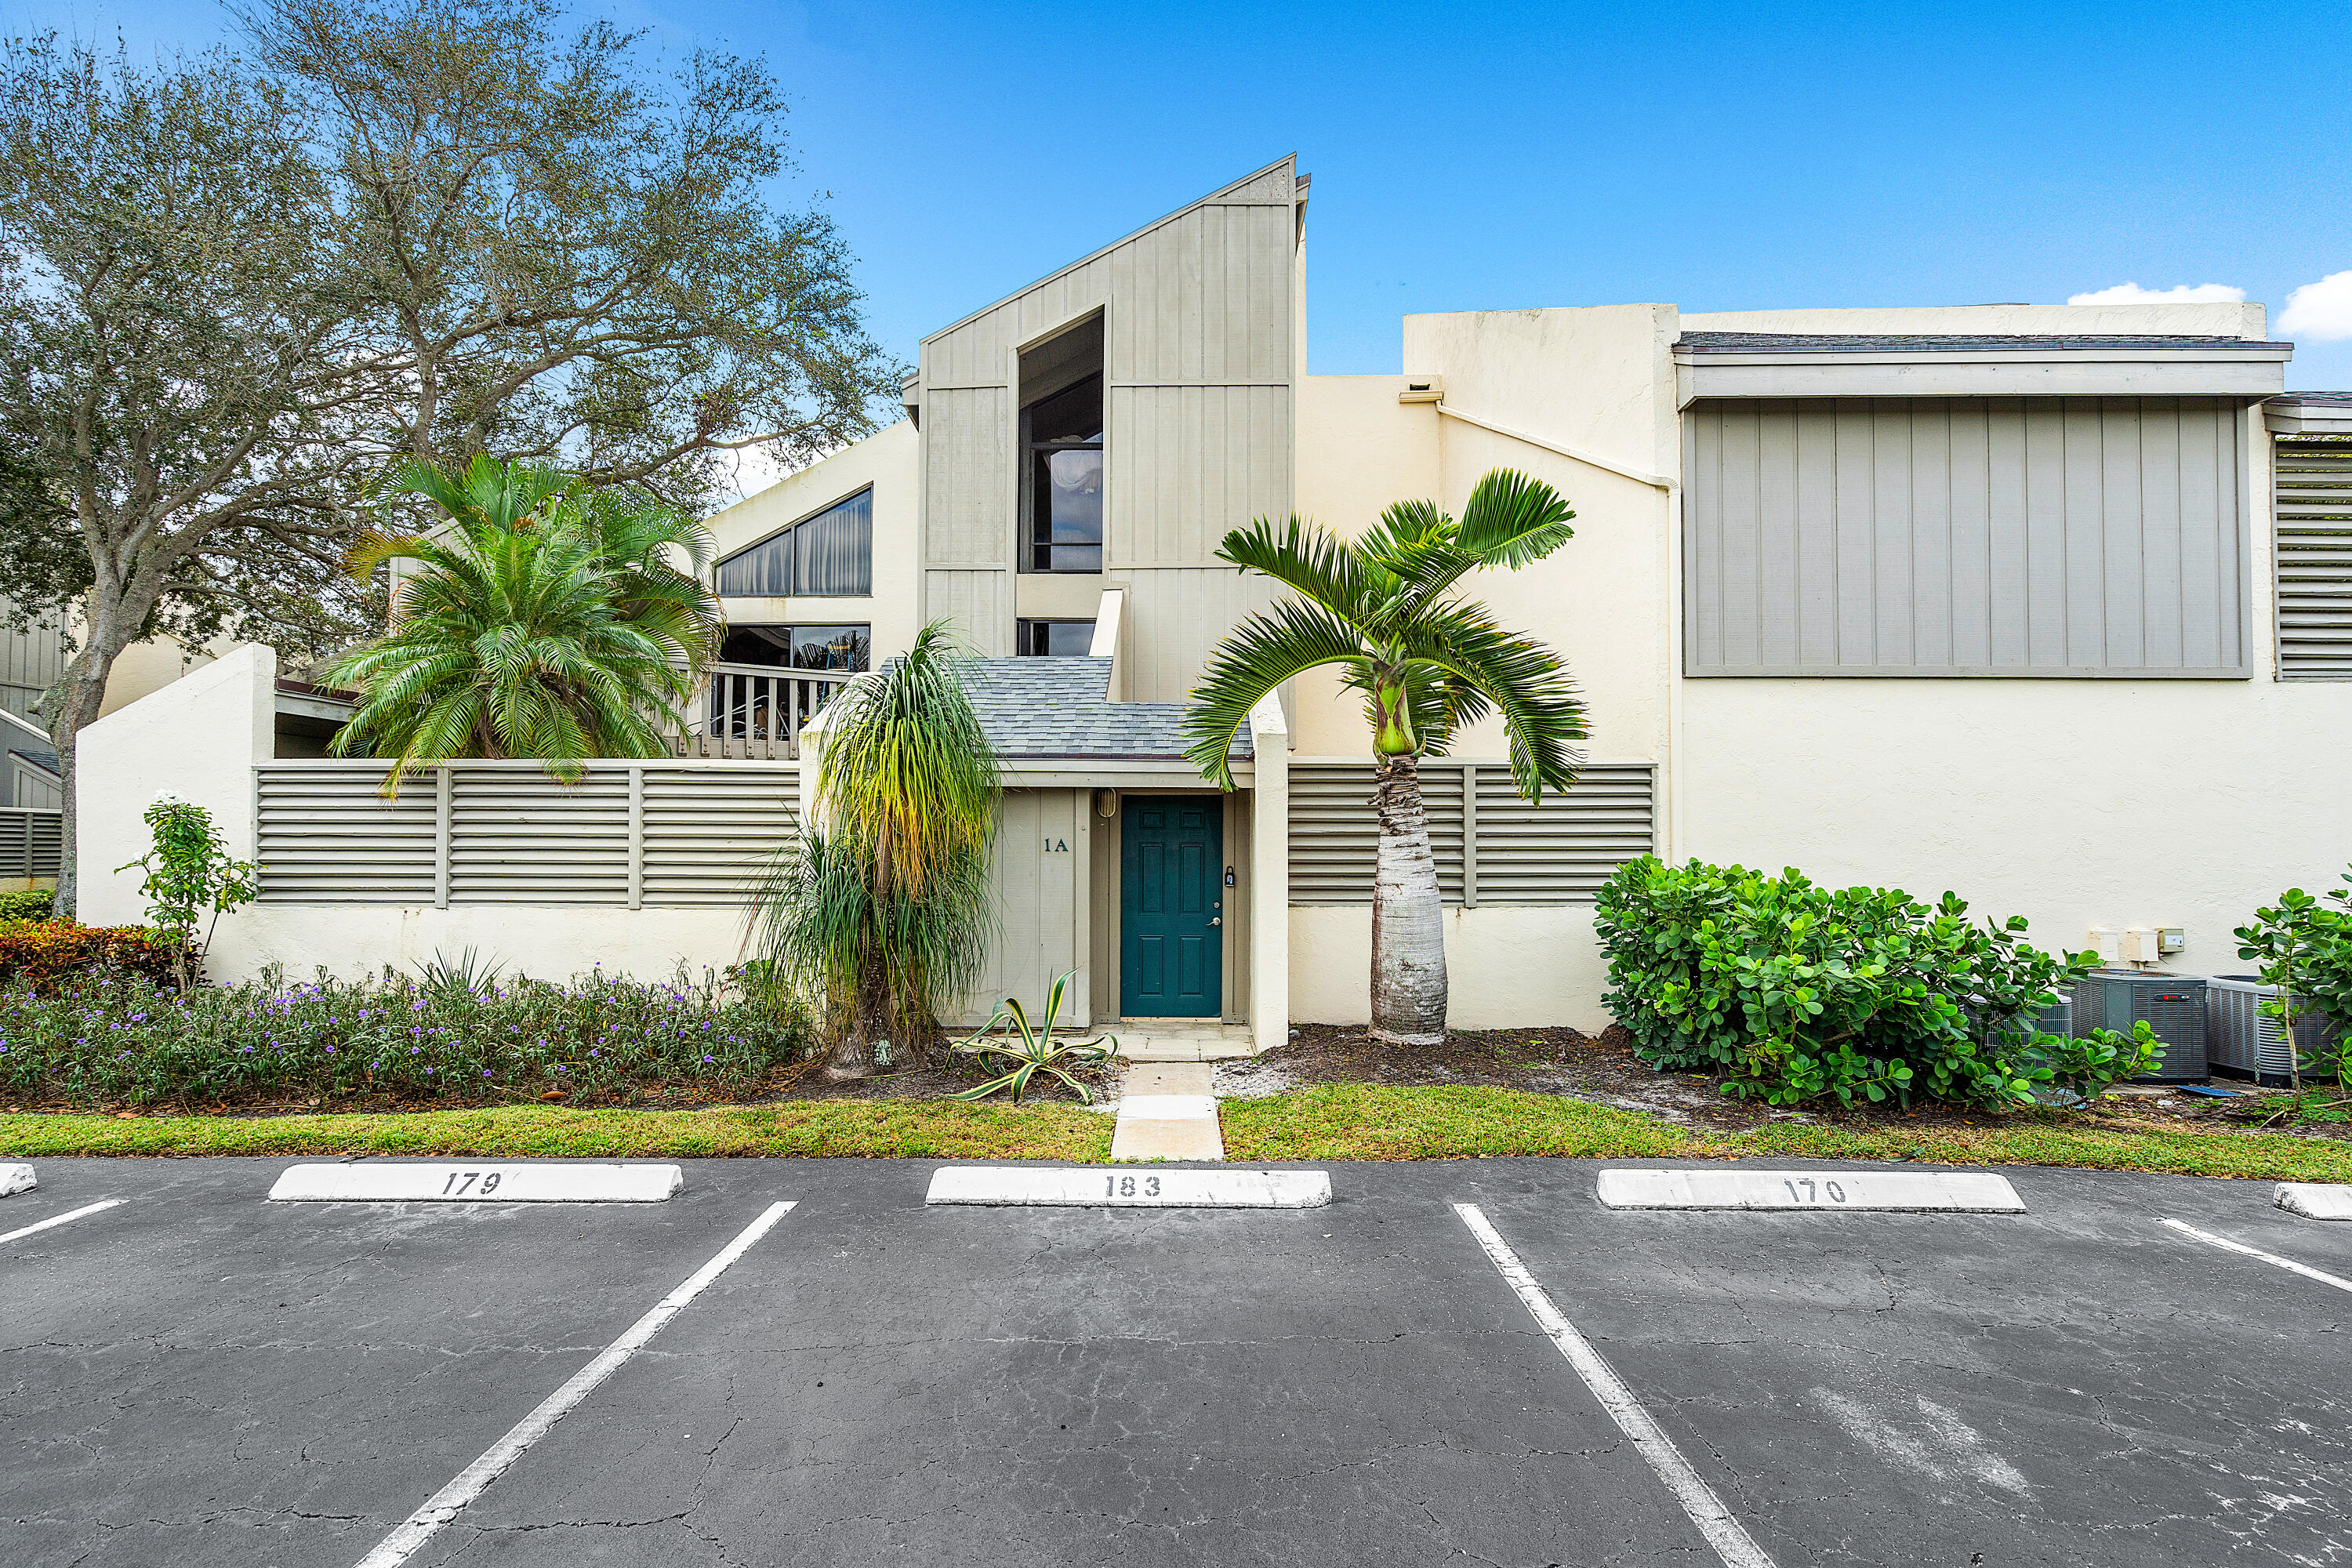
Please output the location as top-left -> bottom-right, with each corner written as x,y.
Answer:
2089,927 -> 2124,967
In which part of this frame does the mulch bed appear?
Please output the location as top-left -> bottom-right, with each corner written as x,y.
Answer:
1216,1022 -> 2352,1142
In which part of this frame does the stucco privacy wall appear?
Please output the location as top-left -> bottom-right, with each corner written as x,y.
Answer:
78,642 -> 274,928
704,419 -> 923,660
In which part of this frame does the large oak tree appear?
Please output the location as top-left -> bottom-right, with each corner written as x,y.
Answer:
0,0 -> 894,913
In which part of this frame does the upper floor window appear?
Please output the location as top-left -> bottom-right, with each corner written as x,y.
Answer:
715,488 -> 872,597
1023,373 -> 1103,572
719,625 -> 870,671
1018,619 -> 1096,657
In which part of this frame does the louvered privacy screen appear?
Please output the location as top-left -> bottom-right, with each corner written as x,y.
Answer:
2274,438 -> 2352,678
0,808 -> 62,877
1287,763 -> 1654,906
256,763 -> 797,906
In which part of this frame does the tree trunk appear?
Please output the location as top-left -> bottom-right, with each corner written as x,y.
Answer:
1369,754 -> 1448,1045
45,644 -> 126,923
824,949 -> 892,1080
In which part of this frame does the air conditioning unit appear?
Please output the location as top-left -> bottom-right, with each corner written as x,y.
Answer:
2205,975 -> 2343,1087
2070,970 -> 2209,1083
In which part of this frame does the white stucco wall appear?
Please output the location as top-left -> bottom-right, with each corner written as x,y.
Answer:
77,642 -> 275,928
1289,906 -> 1616,1033
1678,676 -> 2352,979
706,419 -> 923,661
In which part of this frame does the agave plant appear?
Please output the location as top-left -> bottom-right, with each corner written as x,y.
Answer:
952,970 -> 1120,1104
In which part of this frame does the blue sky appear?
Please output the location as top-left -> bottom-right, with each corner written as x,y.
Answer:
15,0 -> 2352,391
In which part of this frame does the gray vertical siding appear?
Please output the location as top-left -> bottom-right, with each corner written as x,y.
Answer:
0,601 -> 69,721
917,158 -> 1298,695
1684,397 -> 2249,677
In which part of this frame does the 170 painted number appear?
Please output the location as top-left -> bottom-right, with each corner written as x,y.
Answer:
1782,1178 -> 1848,1204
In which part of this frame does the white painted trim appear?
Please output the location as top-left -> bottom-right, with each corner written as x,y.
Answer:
1453,1203 -> 1776,1568
1,1198 -> 124,1246
1595,1168 -> 2025,1213
2160,1217 -> 2352,1294
1435,402 -> 1675,491
354,1200 -> 796,1568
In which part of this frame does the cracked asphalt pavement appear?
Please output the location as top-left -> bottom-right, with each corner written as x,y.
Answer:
4,1157 -> 2348,1566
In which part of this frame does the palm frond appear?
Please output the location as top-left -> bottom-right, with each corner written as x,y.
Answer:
1214,513 -> 1376,619
1181,598 -> 1368,788
1454,468 -> 1577,570
1399,599 -> 1588,801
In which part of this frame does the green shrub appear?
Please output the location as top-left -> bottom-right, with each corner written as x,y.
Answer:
0,889 -> 54,921
0,964 -> 809,1109
1595,856 -> 2139,1110
2234,868 -> 2352,1088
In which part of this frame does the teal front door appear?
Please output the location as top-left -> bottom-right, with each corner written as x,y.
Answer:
1120,796 -> 1223,1018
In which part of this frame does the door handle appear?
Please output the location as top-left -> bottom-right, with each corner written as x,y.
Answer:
1208,917 -> 1221,927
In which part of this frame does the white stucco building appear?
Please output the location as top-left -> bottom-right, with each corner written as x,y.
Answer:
76,156 -> 2352,1042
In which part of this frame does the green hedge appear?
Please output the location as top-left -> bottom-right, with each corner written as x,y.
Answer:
1595,856 -> 2150,1109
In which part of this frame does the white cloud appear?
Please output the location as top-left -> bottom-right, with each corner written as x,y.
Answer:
2278,270 -> 2352,341
2066,281 -> 2247,306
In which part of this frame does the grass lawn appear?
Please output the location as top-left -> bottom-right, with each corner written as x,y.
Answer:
5,1083 -> 2348,1181
1224,1084 -> 2352,1182
0,1100 -> 1113,1162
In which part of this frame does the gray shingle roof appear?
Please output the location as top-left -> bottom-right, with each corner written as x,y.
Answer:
953,658 -> 1249,762
1675,332 -> 2291,352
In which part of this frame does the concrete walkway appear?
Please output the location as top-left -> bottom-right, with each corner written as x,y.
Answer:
1109,1060 -> 1225,1161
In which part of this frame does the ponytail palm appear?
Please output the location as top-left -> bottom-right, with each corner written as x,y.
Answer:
1183,468 -> 1588,1044
323,456 -> 721,792
749,619 -> 999,1078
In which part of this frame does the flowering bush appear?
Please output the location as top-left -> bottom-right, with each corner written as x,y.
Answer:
0,964 -> 809,1109
0,920 -> 179,989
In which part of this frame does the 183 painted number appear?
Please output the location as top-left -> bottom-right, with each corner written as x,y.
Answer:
1104,1175 -> 1163,1198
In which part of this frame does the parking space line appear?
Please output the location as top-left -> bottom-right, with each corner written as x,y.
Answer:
2160,1217 -> 2352,1295
1454,1203 -> 1776,1568
354,1200 -> 797,1568
1,1199 -> 125,1247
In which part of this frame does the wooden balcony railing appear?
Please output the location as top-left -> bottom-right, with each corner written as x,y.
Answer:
677,662 -> 858,759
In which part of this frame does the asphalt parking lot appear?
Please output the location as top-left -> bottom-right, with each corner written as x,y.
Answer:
5,1156 -> 2348,1567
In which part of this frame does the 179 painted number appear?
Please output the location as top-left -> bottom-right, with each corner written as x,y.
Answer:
441,1171 -> 503,1196
1782,1178 -> 1847,1204
1104,1175 -> 1163,1198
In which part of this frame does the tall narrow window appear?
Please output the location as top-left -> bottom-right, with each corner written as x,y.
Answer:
1024,375 -> 1103,572
715,488 -> 873,597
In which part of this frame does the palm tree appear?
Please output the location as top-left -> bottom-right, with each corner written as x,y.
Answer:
323,456 -> 721,792
749,620 -> 1000,1078
1183,469 -> 1588,1045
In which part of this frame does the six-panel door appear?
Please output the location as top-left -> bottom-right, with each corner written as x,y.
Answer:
1119,796 -> 1222,1017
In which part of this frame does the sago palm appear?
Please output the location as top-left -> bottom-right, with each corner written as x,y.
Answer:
748,619 -> 999,1078
1184,468 -> 1588,1045
324,456 -> 721,792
